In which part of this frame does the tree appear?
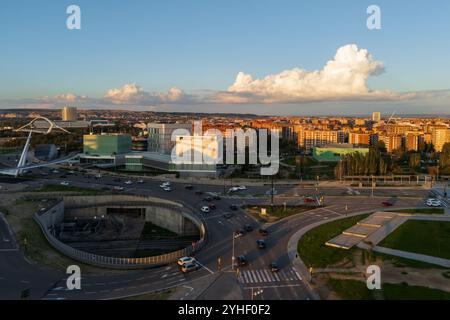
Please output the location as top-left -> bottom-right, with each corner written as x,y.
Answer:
440,143 -> 450,169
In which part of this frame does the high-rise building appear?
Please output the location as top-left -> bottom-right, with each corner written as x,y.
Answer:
62,106 -> 77,121
372,112 -> 381,123
297,129 -> 340,151
349,132 -> 370,146
379,135 -> 402,153
405,133 -> 419,151
147,123 -> 193,154
431,128 -> 450,152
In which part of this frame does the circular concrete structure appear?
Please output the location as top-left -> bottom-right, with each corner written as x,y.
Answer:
34,195 -> 206,269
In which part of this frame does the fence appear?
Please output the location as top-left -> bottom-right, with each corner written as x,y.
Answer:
33,197 -> 206,269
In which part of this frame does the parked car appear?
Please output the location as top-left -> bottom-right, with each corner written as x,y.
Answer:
181,262 -> 200,273
113,186 -> 124,191
244,224 -> 253,232
124,180 -> 133,185
195,190 -> 204,195
209,203 -> 217,210
257,239 -> 267,249
203,197 -> 212,202
137,179 -> 144,184
185,185 -> 194,190
229,204 -> 238,211
259,228 -> 269,236
177,256 -> 196,266
60,181 -> 70,186
213,195 -> 221,200
237,186 -> 247,190
163,186 -> 173,192
201,206 -> 210,213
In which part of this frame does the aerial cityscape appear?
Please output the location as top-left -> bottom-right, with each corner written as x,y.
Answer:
0,0 -> 449,310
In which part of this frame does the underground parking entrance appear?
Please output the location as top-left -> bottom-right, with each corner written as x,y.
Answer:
34,195 -> 206,269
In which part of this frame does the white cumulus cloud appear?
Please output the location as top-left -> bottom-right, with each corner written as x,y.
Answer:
104,83 -> 192,105
214,44 -> 395,103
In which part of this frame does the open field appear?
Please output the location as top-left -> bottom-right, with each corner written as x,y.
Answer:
328,279 -> 450,300
379,220 -> 450,260
297,214 -> 370,268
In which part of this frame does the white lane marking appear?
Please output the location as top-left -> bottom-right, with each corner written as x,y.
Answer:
293,268 -> 302,280
263,270 -> 273,282
273,271 -> 280,281
260,270 -> 268,282
246,271 -> 254,283
250,270 -> 259,283
195,260 -> 214,274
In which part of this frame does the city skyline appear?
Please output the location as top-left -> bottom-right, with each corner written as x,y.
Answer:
1,0 -> 450,115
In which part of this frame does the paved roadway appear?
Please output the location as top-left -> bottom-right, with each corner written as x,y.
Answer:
0,167 -> 429,300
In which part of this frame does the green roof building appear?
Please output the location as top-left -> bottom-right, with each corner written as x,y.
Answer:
313,144 -> 369,162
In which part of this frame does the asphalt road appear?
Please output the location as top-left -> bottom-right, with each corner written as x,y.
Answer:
0,166 -> 430,300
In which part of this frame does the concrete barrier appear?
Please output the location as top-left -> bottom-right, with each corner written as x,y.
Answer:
33,196 -> 206,269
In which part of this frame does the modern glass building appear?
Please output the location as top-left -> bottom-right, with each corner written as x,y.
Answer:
83,134 -> 132,156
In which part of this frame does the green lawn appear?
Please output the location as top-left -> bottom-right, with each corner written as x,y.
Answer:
244,205 -> 314,222
297,214 -> 370,268
390,208 -> 444,214
379,220 -> 450,260
329,279 -> 450,300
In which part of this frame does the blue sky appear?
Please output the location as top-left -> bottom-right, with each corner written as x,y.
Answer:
1,0 -> 449,115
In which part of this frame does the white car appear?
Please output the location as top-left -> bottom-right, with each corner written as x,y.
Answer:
163,186 -> 173,192
60,181 -> 70,186
177,256 -> 196,266
427,199 -> 442,207
113,186 -> 124,191
137,179 -> 144,184
228,187 -> 239,193
201,206 -> 210,213
237,186 -> 247,190
124,180 -> 133,185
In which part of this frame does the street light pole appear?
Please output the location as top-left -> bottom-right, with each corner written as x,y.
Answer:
231,233 -> 235,271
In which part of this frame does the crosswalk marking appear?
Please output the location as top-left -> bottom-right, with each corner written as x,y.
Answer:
239,268 -> 302,285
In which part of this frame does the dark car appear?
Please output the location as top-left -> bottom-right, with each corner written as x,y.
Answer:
244,224 -> 253,232
229,205 -> 238,211
259,228 -> 269,236
185,185 -> 194,190
382,201 -> 394,207
237,255 -> 248,267
270,262 -> 280,272
257,239 -> 266,249
203,197 -> 212,202
213,195 -> 221,200
209,203 -> 217,210
223,212 -> 233,219
195,190 -> 204,195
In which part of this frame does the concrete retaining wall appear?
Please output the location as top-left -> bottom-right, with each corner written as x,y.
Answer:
33,195 -> 206,269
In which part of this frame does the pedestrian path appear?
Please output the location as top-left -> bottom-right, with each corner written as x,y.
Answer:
239,267 -> 301,285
